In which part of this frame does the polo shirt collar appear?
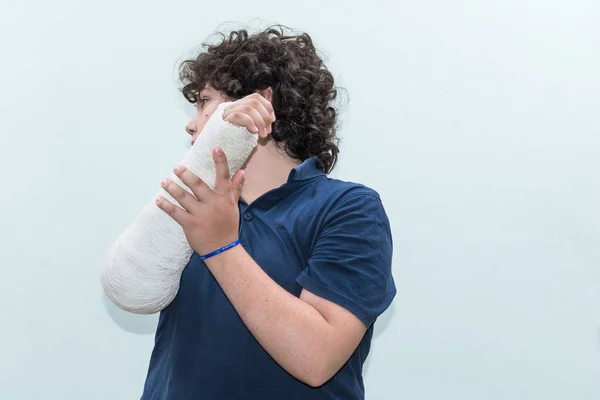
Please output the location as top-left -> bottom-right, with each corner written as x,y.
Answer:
287,156 -> 326,182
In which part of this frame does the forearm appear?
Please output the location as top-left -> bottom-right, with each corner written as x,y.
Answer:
204,246 -> 342,386
101,102 -> 256,314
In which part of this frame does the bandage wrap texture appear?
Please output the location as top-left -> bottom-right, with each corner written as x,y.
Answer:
101,102 -> 257,314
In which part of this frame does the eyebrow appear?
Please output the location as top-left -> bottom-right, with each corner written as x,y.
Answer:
199,88 -> 214,98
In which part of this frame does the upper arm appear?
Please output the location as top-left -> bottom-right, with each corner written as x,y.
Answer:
300,286 -> 367,349
299,287 -> 367,385
296,190 -> 396,383
297,190 -> 396,327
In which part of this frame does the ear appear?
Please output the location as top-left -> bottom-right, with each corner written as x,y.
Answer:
259,87 -> 273,103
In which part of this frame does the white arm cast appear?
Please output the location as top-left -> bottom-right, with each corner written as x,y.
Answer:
101,102 -> 257,314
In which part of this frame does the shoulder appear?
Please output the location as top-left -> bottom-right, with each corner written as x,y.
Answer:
312,176 -> 386,216
301,176 -> 392,241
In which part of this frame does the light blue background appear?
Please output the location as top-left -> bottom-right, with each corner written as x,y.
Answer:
0,0 -> 598,399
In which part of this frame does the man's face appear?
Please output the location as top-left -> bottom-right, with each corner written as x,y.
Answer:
186,84 -> 229,145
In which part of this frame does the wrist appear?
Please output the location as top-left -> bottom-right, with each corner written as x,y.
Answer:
202,242 -> 245,267
199,238 -> 240,261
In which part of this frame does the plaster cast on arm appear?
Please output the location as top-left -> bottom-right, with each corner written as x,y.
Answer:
100,102 -> 257,314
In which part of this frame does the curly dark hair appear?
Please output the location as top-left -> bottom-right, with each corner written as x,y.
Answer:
179,25 -> 341,173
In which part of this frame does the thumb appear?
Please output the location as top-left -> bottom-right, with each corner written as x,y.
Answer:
232,169 -> 245,200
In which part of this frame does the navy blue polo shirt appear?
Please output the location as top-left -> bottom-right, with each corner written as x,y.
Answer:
141,157 -> 396,400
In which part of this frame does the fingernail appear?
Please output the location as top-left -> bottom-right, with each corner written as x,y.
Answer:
215,146 -> 223,155
155,196 -> 162,204
161,179 -> 168,187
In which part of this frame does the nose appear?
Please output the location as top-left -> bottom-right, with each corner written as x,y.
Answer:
186,120 -> 197,136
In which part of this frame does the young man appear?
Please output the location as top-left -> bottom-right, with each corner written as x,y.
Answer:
143,26 -> 396,399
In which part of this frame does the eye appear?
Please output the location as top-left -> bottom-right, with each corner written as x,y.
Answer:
197,98 -> 209,108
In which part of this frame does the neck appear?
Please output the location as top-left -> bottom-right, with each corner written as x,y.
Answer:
241,138 -> 301,204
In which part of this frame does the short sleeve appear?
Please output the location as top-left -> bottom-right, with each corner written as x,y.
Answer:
296,190 -> 396,327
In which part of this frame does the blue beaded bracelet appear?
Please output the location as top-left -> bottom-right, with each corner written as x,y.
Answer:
199,239 -> 241,261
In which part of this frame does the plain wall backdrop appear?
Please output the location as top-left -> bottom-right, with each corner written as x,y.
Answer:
1,0 -> 599,399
